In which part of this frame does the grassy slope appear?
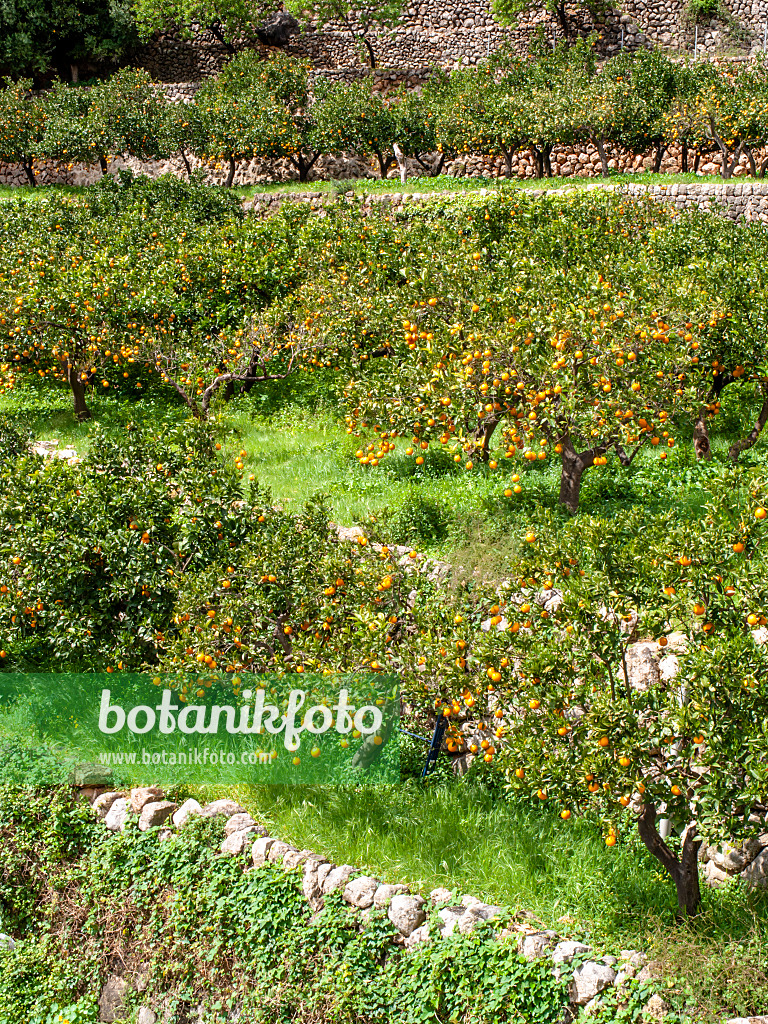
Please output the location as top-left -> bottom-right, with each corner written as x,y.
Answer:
0,171 -> 723,205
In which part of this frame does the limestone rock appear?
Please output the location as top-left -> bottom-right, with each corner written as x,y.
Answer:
404,923 -> 431,949
725,1017 -> 768,1024
741,848 -> 768,886
104,798 -> 131,832
552,939 -> 592,964
283,848 -> 312,870
224,812 -> 257,836
373,883 -> 409,908
302,857 -> 331,910
323,864 -> 357,894
137,1009 -> 157,1024
344,875 -> 379,908
388,894 -> 426,936
642,993 -> 668,1022
251,837 -> 276,866
130,786 -> 164,813
570,961 -> 617,1005
521,931 -> 557,960
430,886 -> 454,905
138,800 -> 177,831
708,839 -> 762,873
172,798 -> 203,827
0,933 -> 14,951
267,840 -> 296,864
92,791 -> 125,819
626,641 -> 660,691
98,975 -> 130,1022
201,798 -> 245,818
221,828 -> 258,856
437,908 -> 463,937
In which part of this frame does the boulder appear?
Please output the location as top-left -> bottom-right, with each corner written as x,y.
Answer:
221,828 -> 258,856
429,887 -> 454,905
322,864 -> 357,894
625,642 -> 660,691
570,961 -> 617,1005
373,883 -> 409,908
201,799 -> 245,818
92,792 -> 125,819
104,798 -> 131,832
552,940 -> 592,964
282,848 -> 312,870
521,931 -> 557,960
129,786 -> 164,814
172,798 -> 203,827
0,933 -> 15,951
138,801 -> 177,832
343,875 -> 379,908
98,975 -> 130,1022
224,812 -> 257,836
404,923 -> 430,949
267,841 -> 295,864
741,849 -> 768,887
302,857 -> 331,910
251,837 -> 276,866
437,908 -> 463,937
388,894 -> 426,937
708,839 -> 762,873
643,993 -> 668,1022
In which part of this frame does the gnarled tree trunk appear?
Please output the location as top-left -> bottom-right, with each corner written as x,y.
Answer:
65,363 -> 92,422
693,412 -> 712,461
637,802 -> 701,917
730,381 -> 768,463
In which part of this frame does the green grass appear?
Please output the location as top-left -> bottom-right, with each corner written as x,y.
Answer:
0,169 -> 733,206
187,774 -> 768,1020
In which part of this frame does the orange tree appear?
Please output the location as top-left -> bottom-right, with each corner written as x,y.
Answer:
192,54 -> 301,187
444,478 -> 768,916
39,68 -> 171,175
663,58 -> 768,179
326,191 -> 698,512
0,79 -> 45,187
0,174 -> 346,421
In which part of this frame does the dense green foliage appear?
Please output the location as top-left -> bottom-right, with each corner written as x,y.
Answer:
4,49 -> 768,186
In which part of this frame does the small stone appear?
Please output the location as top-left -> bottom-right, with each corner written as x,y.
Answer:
130,786 -> 164,813
137,1009 -> 156,1024
570,961 -> 617,1005
98,975 -> 130,1022
344,875 -> 379,908
92,791 -> 125,818
642,993 -> 668,1022
373,883 -> 409,908
104,798 -> 131,832
172,799 -> 203,827
201,799 -> 245,818
0,933 -> 15,951
138,800 -> 176,831
388,894 -> 426,936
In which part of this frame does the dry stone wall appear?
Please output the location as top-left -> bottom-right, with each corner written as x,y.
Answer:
130,0 -> 768,82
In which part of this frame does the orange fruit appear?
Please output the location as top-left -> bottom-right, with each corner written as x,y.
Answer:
560,809 -> 571,820
756,507 -> 767,520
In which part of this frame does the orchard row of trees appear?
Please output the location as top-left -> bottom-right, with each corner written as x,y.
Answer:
5,46 -> 768,184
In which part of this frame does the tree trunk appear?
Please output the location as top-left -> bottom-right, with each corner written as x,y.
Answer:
501,144 -> 515,178
224,154 -> 236,188
543,145 -> 553,178
555,1 -> 571,43
693,149 -> 701,174
360,33 -> 377,69
179,146 -> 193,180
99,155 -> 108,176
393,143 -> 408,183
730,382 -> 768,463
472,414 -> 501,462
65,363 -> 92,422
693,412 -> 712,461
559,444 -> 587,513
681,139 -> 688,173
637,802 -> 702,917
653,142 -> 666,174
595,137 -> 610,177
746,145 -> 757,178
22,158 -> 36,187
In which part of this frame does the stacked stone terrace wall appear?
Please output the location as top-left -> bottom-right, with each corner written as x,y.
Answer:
131,0 -> 768,83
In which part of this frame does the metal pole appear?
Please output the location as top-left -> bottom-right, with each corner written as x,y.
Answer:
421,715 -> 448,779
694,24 -> 698,60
